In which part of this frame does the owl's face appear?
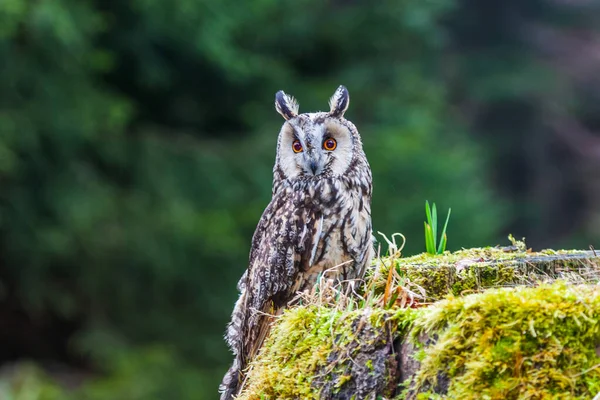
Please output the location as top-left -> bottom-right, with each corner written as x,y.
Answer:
274,86 -> 362,180
276,113 -> 356,178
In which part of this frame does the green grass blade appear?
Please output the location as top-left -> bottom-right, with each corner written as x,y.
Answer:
437,233 -> 447,254
437,208 -> 451,254
425,200 -> 433,226
431,202 -> 438,250
425,200 -> 436,251
424,222 -> 435,254
440,207 -> 451,239
387,289 -> 400,309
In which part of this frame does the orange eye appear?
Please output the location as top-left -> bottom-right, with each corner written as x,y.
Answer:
292,140 -> 303,153
323,138 -> 337,151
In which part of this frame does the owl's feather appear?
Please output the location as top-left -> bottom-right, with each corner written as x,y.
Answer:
275,90 -> 299,120
220,187 -> 320,398
328,85 -> 350,117
245,187 -> 326,357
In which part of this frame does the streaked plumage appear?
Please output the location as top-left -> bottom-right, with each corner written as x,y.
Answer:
219,86 -> 373,399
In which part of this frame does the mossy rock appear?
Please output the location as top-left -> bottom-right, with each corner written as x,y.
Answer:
238,248 -> 600,400
237,306 -> 419,400
406,282 -> 600,399
370,247 -> 600,302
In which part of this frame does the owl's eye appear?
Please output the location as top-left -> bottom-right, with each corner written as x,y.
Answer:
323,138 -> 337,151
292,140 -> 303,153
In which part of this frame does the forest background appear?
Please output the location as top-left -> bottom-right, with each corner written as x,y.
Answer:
1,0 -> 599,398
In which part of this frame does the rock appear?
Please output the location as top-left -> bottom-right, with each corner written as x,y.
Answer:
237,247 -> 600,399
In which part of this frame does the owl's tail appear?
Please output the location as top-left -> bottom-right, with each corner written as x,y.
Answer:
219,356 -> 243,400
220,288 -> 248,400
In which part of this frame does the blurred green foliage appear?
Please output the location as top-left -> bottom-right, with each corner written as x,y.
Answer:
1,0 -> 595,398
0,348 -> 213,400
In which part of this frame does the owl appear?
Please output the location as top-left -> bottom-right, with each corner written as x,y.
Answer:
219,85 -> 373,400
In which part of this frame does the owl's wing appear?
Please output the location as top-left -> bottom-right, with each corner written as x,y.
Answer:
241,189 -> 322,363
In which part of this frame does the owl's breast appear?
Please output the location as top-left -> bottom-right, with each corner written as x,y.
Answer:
295,182 -> 372,293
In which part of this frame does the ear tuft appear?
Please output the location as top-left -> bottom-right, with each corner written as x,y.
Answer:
328,85 -> 350,118
275,90 -> 299,120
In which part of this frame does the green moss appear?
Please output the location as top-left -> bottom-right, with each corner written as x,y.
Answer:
369,246 -> 599,301
409,281 -> 600,399
335,375 -> 352,388
239,246 -> 600,399
238,306 -> 418,400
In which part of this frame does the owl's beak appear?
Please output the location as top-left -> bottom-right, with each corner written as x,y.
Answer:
309,160 -> 319,175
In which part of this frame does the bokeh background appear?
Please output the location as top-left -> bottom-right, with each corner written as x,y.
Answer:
1,0 -> 599,398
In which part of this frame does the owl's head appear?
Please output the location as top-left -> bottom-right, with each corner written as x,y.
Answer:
273,85 -> 365,180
